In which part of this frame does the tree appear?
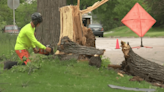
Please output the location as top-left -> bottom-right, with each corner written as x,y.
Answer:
15,0 -> 37,27
36,0 -> 66,48
113,0 -> 150,21
0,0 -> 13,25
144,0 -> 164,27
0,0 -> 32,27
92,0 -> 119,30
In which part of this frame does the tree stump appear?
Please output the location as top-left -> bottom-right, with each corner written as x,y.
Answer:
120,41 -> 164,84
89,56 -> 102,68
56,0 -> 108,54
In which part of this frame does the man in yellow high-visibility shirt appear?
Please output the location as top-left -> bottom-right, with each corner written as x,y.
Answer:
4,12 -> 52,69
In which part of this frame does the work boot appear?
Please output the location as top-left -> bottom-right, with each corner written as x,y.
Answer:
3,61 -> 26,70
3,61 -> 18,70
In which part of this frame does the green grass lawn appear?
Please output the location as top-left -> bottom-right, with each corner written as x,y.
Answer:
0,32 -> 164,92
1,57 -> 163,92
104,26 -> 164,37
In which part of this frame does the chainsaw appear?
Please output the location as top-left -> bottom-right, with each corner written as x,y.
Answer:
38,45 -> 54,55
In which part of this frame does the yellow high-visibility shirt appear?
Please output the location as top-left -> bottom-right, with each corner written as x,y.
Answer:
14,23 -> 46,50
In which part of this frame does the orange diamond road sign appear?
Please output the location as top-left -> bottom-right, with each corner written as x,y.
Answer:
121,3 -> 156,37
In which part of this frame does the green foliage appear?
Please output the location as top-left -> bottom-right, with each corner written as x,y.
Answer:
0,0 -> 13,25
100,56 -> 110,68
144,0 -> 164,27
11,56 -> 43,74
15,0 -> 37,27
93,0 -> 119,30
0,0 -> 37,27
113,0 -> 150,21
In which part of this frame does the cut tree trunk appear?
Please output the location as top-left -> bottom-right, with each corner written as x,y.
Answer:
120,41 -> 164,84
58,0 -> 108,46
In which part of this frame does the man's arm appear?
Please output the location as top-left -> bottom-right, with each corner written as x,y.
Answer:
31,43 -> 36,48
26,30 -> 46,50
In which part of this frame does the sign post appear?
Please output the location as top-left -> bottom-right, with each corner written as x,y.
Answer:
7,0 -> 20,25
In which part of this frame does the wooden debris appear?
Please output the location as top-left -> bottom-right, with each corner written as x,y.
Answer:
117,73 -> 124,77
129,76 -> 144,82
108,64 -> 122,69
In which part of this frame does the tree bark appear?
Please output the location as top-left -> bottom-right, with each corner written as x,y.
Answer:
37,0 -> 66,48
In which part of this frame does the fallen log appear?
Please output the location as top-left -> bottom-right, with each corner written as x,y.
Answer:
56,36 -> 105,56
120,41 -> 164,84
55,36 -> 105,63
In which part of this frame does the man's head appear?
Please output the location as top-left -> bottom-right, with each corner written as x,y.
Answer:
31,12 -> 43,27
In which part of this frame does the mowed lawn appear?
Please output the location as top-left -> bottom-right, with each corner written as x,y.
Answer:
104,26 -> 164,38
0,32 -> 164,92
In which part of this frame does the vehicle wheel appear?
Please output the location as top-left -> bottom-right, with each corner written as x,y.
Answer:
101,35 -> 103,37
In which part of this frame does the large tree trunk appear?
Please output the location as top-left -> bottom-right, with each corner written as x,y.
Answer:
36,0 -> 66,48
120,41 -> 164,84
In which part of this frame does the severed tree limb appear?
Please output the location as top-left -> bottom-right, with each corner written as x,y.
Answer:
57,36 -> 105,56
80,0 -> 108,15
121,41 -> 164,84
77,0 -> 80,8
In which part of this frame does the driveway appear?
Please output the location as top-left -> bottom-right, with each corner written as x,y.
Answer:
96,37 -> 164,65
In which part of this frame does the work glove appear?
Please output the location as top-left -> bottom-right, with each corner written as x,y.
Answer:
33,48 -> 39,53
46,47 -> 52,53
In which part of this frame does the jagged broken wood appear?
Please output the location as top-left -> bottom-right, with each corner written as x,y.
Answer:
80,0 -> 108,15
120,41 -> 164,84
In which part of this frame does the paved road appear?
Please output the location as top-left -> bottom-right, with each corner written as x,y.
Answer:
96,37 -> 164,65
